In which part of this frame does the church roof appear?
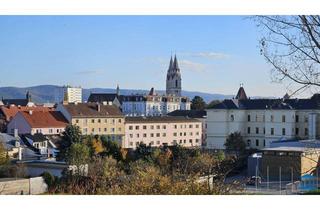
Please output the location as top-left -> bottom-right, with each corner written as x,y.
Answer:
235,86 -> 248,100
148,87 -> 156,96
283,93 -> 290,99
168,56 -> 173,72
173,55 -> 180,71
88,93 -> 119,103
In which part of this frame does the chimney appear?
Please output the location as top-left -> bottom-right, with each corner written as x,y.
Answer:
14,129 -> 19,138
97,103 -> 101,112
29,110 -> 33,115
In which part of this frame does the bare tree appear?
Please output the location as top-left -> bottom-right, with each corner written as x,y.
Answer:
254,16 -> 320,96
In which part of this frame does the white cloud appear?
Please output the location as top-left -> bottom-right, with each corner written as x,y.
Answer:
181,52 -> 230,59
179,59 -> 206,72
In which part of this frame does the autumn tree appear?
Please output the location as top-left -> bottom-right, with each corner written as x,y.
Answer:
191,96 -> 206,110
254,15 -> 320,95
0,143 -> 7,166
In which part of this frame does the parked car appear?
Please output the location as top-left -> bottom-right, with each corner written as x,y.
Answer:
246,176 -> 262,186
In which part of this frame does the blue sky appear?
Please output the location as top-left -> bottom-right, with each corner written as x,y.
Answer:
0,16 -> 295,97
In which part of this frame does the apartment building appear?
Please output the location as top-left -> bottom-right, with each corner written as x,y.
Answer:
57,103 -> 125,142
63,85 -> 82,103
206,86 -> 320,150
123,116 -> 202,149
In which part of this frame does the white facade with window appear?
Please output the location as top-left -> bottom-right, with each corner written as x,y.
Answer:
206,87 -> 320,150
63,86 -> 82,103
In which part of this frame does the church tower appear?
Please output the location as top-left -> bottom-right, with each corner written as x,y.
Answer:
166,55 -> 182,96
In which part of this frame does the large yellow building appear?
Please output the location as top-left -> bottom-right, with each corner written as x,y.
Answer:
57,103 -> 125,142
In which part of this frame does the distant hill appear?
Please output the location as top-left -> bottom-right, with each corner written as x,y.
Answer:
0,85 -> 234,104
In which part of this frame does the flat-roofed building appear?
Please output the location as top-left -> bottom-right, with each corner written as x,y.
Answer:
63,85 -> 82,103
261,146 -> 320,181
124,116 -> 202,149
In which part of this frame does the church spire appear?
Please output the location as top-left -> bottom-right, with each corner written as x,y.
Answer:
168,55 -> 173,72
173,54 -> 180,71
116,84 -> 120,96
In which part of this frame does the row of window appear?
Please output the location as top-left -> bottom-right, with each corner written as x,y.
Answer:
247,139 -> 266,147
82,127 -> 121,133
75,118 -> 122,124
48,128 -> 63,134
231,114 -> 309,123
35,129 -> 63,134
123,104 -> 182,111
247,126 -> 308,136
129,131 -> 200,138
129,139 -> 200,147
128,124 -> 200,130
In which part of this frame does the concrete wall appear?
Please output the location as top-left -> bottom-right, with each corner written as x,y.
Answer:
0,177 -> 47,195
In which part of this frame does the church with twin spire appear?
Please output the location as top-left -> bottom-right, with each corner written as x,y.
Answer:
88,54 -> 191,116
166,55 -> 182,97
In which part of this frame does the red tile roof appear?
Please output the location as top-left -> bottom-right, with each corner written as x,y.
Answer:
19,111 -> 68,128
0,105 -> 55,122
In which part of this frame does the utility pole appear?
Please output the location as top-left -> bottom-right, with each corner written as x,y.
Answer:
255,164 -> 258,191
267,166 -> 269,191
291,167 -> 294,193
279,166 -> 282,195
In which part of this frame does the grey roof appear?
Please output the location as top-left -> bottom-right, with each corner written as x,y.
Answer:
125,116 -> 200,123
1,99 -> 29,106
167,110 -> 206,118
63,103 -> 124,118
0,133 -> 18,150
262,146 -> 320,152
87,93 -> 120,103
208,94 -> 320,110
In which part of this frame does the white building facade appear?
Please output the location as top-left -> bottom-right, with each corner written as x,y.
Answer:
206,87 -> 320,150
121,91 -> 191,117
63,86 -> 82,103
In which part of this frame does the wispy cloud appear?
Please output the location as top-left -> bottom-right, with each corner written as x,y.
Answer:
181,52 -> 230,59
75,70 -> 104,75
179,59 -> 206,72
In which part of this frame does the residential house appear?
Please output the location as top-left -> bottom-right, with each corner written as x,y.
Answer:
0,104 -> 54,132
7,110 -> 68,135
